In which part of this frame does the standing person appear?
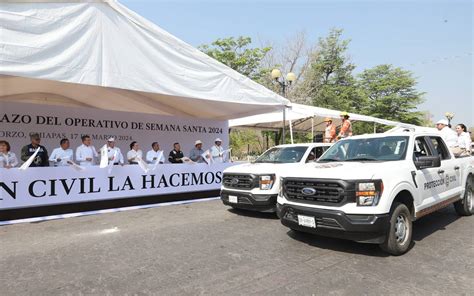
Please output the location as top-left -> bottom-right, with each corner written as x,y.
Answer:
49,138 -> 74,166
21,133 -> 49,167
452,123 -> 472,156
76,135 -> 98,166
189,140 -> 205,163
338,112 -> 353,140
146,142 -> 165,164
323,118 -> 337,143
0,140 -> 18,168
127,141 -> 143,165
210,138 -> 225,163
435,119 -> 457,147
168,142 -> 184,163
106,138 -> 124,166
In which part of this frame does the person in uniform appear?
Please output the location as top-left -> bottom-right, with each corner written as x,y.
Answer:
323,118 -> 337,143
106,138 -> 124,166
0,140 -> 18,168
210,138 -> 225,163
49,138 -> 74,166
127,141 -> 143,165
21,133 -> 49,167
146,142 -> 165,164
189,140 -> 205,163
168,142 -> 184,163
338,112 -> 353,140
75,135 -> 98,166
435,119 -> 457,148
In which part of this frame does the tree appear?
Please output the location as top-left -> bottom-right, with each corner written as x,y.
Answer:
259,31 -> 313,101
357,64 -> 425,125
296,28 -> 364,111
199,36 -> 271,82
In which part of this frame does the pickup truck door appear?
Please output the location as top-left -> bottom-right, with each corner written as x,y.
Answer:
412,136 -> 445,211
428,136 -> 463,199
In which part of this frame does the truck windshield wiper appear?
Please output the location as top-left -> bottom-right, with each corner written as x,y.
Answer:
345,157 -> 378,161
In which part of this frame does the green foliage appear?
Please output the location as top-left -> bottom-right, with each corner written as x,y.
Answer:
357,64 -> 425,125
299,29 -> 364,112
199,36 -> 271,81
203,31 -> 427,149
229,129 -> 266,159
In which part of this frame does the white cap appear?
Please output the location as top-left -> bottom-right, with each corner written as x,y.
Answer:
107,137 -> 115,142
436,119 -> 449,126
214,138 -> 222,142
195,140 -> 202,145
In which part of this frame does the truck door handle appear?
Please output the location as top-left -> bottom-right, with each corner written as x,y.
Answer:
454,166 -> 460,170
437,169 -> 445,174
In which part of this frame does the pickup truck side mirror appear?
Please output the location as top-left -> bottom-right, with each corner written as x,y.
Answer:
414,155 -> 441,170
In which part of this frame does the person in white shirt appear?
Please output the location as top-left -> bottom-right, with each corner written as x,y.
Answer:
106,137 -> 124,166
127,141 -> 143,165
49,138 -> 74,166
452,123 -> 472,157
146,142 -> 165,164
435,119 -> 457,148
210,138 -> 225,163
75,135 -> 98,166
0,140 -> 18,169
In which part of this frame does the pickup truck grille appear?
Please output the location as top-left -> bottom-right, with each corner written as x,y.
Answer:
283,179 -> 350,205
222,174 -> 256,190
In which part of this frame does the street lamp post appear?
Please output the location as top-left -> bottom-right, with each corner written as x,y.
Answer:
271,69 -> 296,144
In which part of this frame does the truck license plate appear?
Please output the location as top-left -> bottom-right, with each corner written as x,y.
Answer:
298,215 -> 316,228
229,195 -> 238,203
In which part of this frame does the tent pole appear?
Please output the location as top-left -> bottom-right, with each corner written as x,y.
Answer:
289,118 -> 294,144
282,106 -> 286,145
311,117 -> 314,141
373,122 -> 376,133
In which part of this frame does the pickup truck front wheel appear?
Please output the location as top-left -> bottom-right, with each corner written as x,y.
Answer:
454,178 -> 473,216
380,202 -> 412,255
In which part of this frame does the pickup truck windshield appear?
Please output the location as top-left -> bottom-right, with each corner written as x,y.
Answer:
319,136 -> 409,162
254,146 -> 309,163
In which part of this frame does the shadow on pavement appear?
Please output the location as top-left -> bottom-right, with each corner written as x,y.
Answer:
287,230 -> 388,257
412,207 -> 461,241
286,207 -> 463,256
227,208 -> 279,220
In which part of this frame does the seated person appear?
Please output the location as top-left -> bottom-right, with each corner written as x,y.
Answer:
21,133 -> 49,167
127,141 -> 143,165
0,140 -> 18,168
168,143 -> 184,164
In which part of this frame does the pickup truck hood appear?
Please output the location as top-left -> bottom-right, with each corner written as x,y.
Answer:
280,161 -> 399,180
223,162 -> 300,175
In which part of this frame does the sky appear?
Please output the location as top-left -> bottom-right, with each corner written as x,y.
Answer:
121,0 -> 473,127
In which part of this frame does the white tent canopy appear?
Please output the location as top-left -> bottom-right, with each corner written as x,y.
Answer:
0,1 -> 288,119
229,103 -> 415,133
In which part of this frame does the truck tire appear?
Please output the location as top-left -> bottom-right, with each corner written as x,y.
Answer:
380,202 -> 412,256
454,178 -> 473,216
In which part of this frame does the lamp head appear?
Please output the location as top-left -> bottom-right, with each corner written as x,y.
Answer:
271,69 -> 282,80
286,72 -> 296,83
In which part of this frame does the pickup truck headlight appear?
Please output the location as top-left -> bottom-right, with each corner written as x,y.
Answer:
356,181 -> 383,206
259,175 -> 275,190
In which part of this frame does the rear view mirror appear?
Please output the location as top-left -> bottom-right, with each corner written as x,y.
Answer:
414,155 -> 441,170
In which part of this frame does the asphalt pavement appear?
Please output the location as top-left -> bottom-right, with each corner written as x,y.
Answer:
1,199 -> 473,295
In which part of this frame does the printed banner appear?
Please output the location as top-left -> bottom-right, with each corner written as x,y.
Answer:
0,163 -> 234,210
0,101 -> 229,160
0,101 -> 234,210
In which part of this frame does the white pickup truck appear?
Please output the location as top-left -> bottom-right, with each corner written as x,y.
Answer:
277,131 -> 473,255
220,143 -> 331,212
